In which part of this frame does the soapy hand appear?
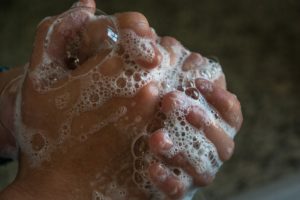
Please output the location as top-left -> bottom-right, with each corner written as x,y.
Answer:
135,38 -> 242,199
0,0 -> 242,200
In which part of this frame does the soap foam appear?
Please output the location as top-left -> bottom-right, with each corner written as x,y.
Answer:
15,13 -> 236,199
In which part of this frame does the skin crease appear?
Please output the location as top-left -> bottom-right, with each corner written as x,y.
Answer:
0,0 -> 243,199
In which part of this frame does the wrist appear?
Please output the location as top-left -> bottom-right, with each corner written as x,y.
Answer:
0,168 -> 76,200
3,163 -> 123,200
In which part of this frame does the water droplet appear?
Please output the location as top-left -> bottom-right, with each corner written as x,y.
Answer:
90,93 -> 100,103
133,135 -> 148,157
173,168 -> 181,176
116,77 -> 126,88
193,141 -> 200,150
185,87 -> 200,100
133,172 -> 144,184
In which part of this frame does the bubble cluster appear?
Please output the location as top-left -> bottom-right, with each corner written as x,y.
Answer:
121,30 -> 156,64
163,108 -> 222,176
15,126 -> 52,167
90,168 -> 137,200
130,98 -> 222,198
92,183 -> 128,200
55,92 -> 70,110
92,191 -> 106,200
198,59 -> 222,81
72,63 -> 151,114
29,58 -> 70,93
131,134 -> 155,192
15,11 -> 237,199
131,131 -> 195,199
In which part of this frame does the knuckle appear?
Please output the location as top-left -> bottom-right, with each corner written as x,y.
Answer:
36,16 -> 53,32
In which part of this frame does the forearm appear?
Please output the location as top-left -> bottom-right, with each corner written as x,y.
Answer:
0,67 -> 24,92
0,66 -> 24,157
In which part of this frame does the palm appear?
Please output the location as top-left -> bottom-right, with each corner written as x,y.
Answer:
7,1 -> 243,200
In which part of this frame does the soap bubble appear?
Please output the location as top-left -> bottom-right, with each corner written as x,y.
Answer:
47,6 -> 119,70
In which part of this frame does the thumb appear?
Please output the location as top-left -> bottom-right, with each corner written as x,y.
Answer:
72,0 -> 96,13
72,0 -> 96,9
28,1 -> 97,91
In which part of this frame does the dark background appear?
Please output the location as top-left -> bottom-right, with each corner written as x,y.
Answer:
0,0 -> 299,199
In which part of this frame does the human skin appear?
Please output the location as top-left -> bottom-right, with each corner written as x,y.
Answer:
0,0 -> 242,199
0,67 -> 23,158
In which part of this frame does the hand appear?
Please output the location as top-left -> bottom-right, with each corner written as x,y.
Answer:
131,36 -> 243,199
147,78 -> 242,199
0,0 -> 243,199
5,1 -> 167,199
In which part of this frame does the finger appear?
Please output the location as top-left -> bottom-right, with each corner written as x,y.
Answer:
148,129 -> 173,156
133,82 -> 160,118
182,52 -> 205,71
46,9 -> 93,67
149,163 -> 186,199
71,29 -> 122,77
72,0 -> 96,12
186,106 -> 235,161
182,54 -> 227,89
161,91 -> 187,114
160,90 -> 234,160
30,4 -> 95,71
160,36 -> 183,66
29,16 -> 55,71
170,153 -> 215,186
213,74 -> 226,90
159,91 -> 219,185
116,12 -> 153,38
57,1 -> 97,67
196,79 -> 243,131
114,82 -> 160,129
147,129 -> 216,186
116,12 -> 162,69
28,4 -> 103,92
65,9 -> 120,76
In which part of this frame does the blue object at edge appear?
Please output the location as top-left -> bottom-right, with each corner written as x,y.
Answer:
0,66 -> 9,72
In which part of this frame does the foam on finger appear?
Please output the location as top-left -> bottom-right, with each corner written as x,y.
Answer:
15,8 -> 240,199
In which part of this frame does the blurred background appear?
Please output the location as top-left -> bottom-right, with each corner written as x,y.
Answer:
0,0 -> 299,199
